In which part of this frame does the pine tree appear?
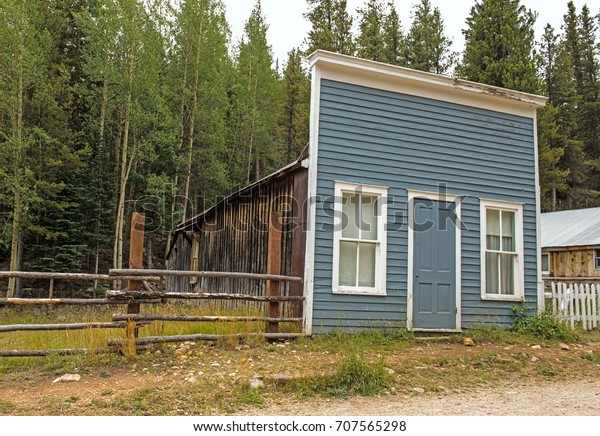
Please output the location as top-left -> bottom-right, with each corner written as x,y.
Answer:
230,1 -> 282,184
279,48 -> 310,162
357,0 -> 386,62
404,0 -> 456,75
0,0 -> 84,295
457,0 -> 540,94
381,2 -> 405,66
556,2 -> 600,207
304,0 -> 355,55
169,0 -> 231,221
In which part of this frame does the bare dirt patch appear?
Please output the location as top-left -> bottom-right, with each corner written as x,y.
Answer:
1,338 -> 599,416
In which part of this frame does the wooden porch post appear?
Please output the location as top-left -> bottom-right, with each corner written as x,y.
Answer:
127,212 -> 145,343
266,211 -> 282,334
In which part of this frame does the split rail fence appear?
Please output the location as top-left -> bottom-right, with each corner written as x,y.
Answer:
548,281 -> 599,331
0,212 -> 305,358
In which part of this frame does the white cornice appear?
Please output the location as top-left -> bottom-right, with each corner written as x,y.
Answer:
308,50 -> 547,118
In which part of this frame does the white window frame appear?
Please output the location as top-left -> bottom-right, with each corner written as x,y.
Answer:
541,252 -> 550,276
595,249 -> 600,271
480,199 -> 525,301
332,181 -> 388,295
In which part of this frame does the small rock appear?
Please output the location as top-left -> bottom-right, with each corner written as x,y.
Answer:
249,377 -> 265,390
584,350 -> 594,357
271,374 -> 294,386
185,376 -> 197,383
412,387 -> 425,394
154,350 -> 161,355
560,343 -> 570,351
211,363 -> 220,367
52,374 -> 81,384
386,368 -> 396,375
531,345 -> 542,350
463,337 -> 475,347
414,366 -> 428,371
531,356 -> 539,363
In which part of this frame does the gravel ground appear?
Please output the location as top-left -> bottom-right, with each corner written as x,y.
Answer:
245,379 -> 600,416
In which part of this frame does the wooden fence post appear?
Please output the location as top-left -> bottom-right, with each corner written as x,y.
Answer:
127,212 -> 145,345
266,211 -> 282,334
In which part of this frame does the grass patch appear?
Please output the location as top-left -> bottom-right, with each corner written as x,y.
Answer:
299,329 -> 413,353
0,400 -> 15,414
291,351 -> 391,398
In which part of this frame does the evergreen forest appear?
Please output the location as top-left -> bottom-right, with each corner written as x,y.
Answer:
1,0 -> 599,291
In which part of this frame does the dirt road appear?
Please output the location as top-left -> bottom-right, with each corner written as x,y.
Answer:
247,379 -> 600,416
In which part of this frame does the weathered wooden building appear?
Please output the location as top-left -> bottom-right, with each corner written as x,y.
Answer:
541,207 -> 600,278
167,50 -> 547,333
166,150 -> 308,314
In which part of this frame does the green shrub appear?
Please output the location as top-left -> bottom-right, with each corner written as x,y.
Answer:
510,306 -> 578,342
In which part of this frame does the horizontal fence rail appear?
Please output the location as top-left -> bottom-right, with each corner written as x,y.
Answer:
109,268 -> 304,284
0,298 -> 161,306
0,271 -> 161,282
549,282 -> 599,331
107,290 -> 305,302
1,270 -> 306,358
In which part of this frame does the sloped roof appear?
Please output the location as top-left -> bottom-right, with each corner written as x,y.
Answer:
541,207 -> 600,248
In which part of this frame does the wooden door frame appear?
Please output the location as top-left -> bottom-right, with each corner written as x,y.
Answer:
407,190 -> 462,332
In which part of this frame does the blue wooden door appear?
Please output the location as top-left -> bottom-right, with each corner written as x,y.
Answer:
413,199 -> 457,330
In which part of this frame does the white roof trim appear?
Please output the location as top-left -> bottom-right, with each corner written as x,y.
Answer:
308,50 -> 547,118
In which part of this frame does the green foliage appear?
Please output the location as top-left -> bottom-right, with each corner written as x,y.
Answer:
510,305 -> 579,342
304,0 -> 355,55
356,0 -> 386,62
293,351 -> 390,398
381,3 -> 405,66
405,0 -> 456,75
279,48 -> 310,162
229,1 -> 282,185
458,0 -> 541,93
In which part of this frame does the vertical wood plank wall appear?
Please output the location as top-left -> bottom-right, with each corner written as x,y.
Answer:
547,249 -> 600,278
166,168 -> 307,318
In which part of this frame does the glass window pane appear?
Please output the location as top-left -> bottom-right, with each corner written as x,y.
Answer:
358,243 -> 376,287
486,252 -> 499,294
339,241 -> 358,286
361,195 -> 378,240
502,211 -> 515,252
486,209 -> 500,250
342,193 -> 360,239
500,253 -> 515,295
542,254 -> 549,272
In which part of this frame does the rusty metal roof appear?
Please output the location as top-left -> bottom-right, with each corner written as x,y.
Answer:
541,207 -> 600,248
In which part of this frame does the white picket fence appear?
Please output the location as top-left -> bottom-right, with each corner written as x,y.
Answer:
550,282 -> 599,331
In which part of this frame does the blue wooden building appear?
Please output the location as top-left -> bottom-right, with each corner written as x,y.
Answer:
167,51 -> 547,334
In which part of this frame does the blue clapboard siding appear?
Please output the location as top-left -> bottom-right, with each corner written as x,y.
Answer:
312,79 -> 538,332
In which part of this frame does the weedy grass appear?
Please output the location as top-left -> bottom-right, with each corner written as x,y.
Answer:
0,301 -> 298,371
510,306 -> 580,342
288,351 -> 391,398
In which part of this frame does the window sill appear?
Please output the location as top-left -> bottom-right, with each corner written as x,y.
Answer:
333,288 -> 387,297
481,294 -> 524,302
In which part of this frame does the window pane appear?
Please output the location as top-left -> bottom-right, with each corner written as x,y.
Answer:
486,209 -> 500,250
502,211 -> 515,252
486,252 -> 499,294
342,193 -> 360,239
595,250 -> 600,270
358,243 -> 376,287
542,254 -> 549,272
361,195 -> 378,240
339,241 -> 358,286
500,253 -> 515,295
